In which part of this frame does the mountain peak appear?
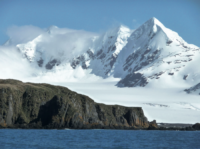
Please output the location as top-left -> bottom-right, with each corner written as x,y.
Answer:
109,25 -> 130,34
132,17 -> 181,43
149,17 -> 158,22
103,25 -> 131,41
146,17 -> 165,28
118,24 -> 129,29
117,25 -> 131,33
129,17 -> 167,41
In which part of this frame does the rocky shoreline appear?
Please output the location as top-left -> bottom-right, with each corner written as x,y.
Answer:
1,122 -> 200,131
0,79 -> 199,131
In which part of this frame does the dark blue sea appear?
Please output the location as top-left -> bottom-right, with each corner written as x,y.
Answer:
0,129 -> 199,149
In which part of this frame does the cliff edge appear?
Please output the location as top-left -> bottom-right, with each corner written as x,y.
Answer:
0,79 -> 149,129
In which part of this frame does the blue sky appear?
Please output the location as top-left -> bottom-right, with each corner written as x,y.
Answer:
0,0 -> 200,46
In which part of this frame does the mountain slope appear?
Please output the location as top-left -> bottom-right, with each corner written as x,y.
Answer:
2,18 -> 200,123
4,17 -> 200,89
115,18 -> 200,87
16,26 -> 96,70
71,25 -> 132,78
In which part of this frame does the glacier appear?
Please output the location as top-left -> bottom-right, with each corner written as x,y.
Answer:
1,17 -> 200,123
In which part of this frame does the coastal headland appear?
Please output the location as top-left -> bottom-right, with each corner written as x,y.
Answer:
0,79 -> 199,131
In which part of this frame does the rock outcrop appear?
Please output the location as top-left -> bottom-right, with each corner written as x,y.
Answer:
0,79 -> 149,129
148,120 -> 158,130
192,123 -> 200,130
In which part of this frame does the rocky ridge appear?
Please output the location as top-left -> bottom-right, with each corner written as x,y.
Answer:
115,18 -> 200,87
0,79 -> 199,130
0,79 -> 149,129
184,83 -> 200,95
12,17 -> 200,89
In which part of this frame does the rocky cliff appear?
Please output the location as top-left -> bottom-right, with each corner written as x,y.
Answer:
0,79 -> 149,129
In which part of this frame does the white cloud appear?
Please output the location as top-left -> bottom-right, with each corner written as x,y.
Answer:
1,25 -> 100,82
0,45 -> 36,80
36,27 -> 97,60
7,25 -> 99,63
6,25 -> 45,45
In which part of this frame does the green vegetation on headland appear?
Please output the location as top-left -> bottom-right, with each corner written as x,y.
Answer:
0,79 -> 199,131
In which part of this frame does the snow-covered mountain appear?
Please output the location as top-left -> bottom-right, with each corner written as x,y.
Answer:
5,17 -> 200,89
70,25 -> 132,78
115,17 -> 200,87
2,17 -> 200,123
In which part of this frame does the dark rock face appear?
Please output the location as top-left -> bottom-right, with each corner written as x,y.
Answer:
87,49 -> 95,59
117,73 -> 148,87
184,83 -> 200,95
183,75 -> 188,80
71,47 -> 120,77
0,79 -> 149,129
70,55 -> 87,69
45,59 -> 60,70
37,59 -> 44,67
148,120 -> 158,130
192,123 -> 200,130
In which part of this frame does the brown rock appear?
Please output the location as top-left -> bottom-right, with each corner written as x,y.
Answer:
148,120 -> 158,130
0,79 -> 149,129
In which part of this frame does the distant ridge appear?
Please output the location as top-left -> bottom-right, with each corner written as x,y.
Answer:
4,17 -> 200,89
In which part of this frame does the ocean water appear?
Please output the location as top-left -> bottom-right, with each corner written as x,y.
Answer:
0,129 -> 199,149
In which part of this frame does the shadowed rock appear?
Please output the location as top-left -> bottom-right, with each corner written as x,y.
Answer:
148,120 -> 158,130
37,59 -> 44,67
117,73 -> 148,87
183,75 -> 188,80
0,79 -> 149,129
192,123 -> 200,130
45,59 -> 60,70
